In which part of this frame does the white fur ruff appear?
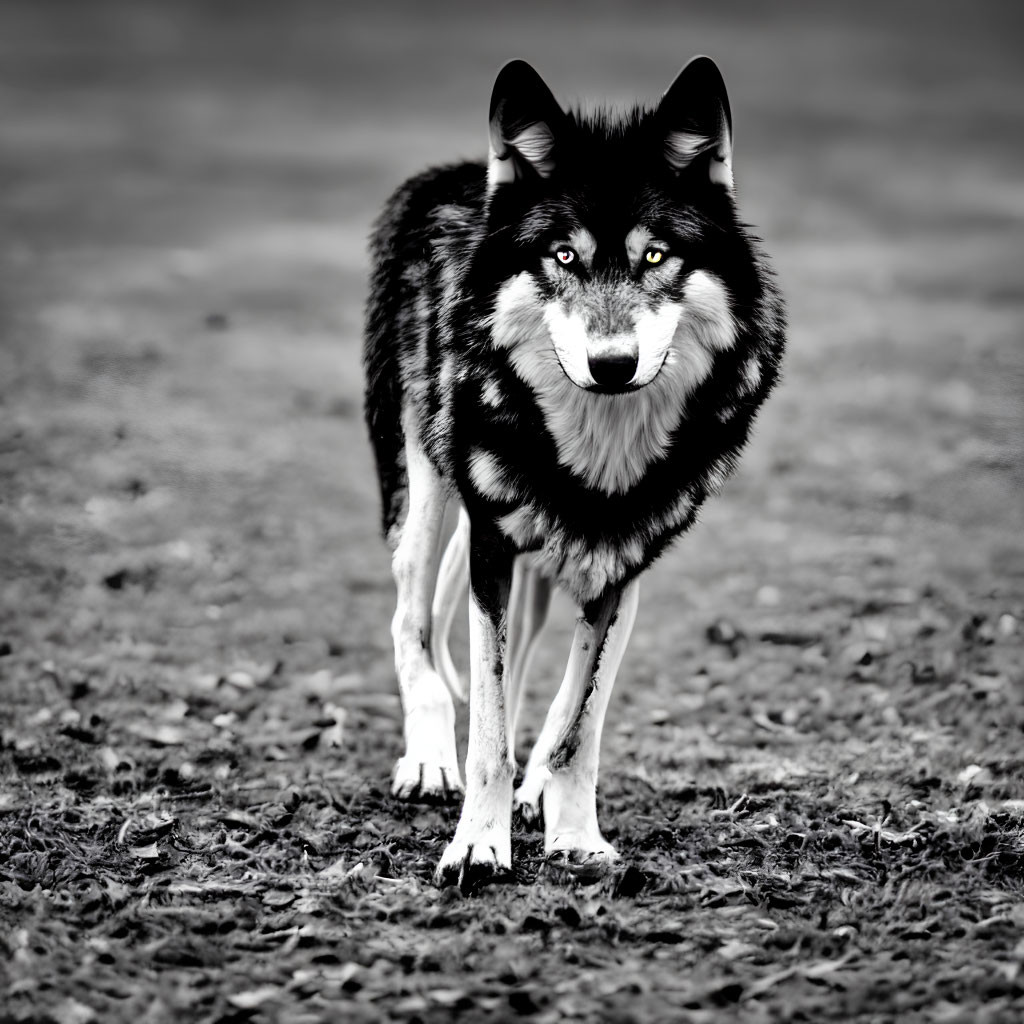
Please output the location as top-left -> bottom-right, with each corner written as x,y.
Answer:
491,270 -> 736,496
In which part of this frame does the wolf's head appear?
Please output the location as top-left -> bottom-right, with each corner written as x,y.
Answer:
484,58 -> 748,398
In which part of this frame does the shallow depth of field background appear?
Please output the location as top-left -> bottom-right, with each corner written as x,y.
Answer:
1,2 -> 1023,1022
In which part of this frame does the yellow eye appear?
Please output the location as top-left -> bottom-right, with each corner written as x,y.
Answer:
645,249 -> 665,265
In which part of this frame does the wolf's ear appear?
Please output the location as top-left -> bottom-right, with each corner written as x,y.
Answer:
488,60 -> 566,190
658,56 -> 733,188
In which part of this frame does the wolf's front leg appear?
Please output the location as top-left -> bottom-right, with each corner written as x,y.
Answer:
435,536 -> 514,888
517,579 -> 639,865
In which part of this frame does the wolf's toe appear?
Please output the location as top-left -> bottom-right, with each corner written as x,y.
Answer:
391,758 -> 464,804
513,773 -> 547,829
544,846 -> 618,883
545,831 -> 619,875
434,839 -> 512,893
513,795 -> 543,830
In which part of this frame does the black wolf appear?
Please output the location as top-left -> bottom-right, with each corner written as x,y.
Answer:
364,57 -> 785,886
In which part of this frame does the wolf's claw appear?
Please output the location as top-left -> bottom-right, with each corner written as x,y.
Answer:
513,794 -> 543,830
391,758 -> 464,804
543,846 -> 618,883
435,836 -> 512,892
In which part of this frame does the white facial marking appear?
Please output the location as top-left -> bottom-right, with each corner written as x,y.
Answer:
632,304 -> 682,386
542,304 -> 594,388
567,228 -> 596,267
467,448 -> 516,502
625,225 -> 652,266
664,329 -> 714,388
680,270 -> 737,352
491,272 -> 544,350
488,267 -> 737,496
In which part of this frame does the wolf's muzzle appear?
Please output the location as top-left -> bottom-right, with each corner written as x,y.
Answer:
588,348 -> 638,392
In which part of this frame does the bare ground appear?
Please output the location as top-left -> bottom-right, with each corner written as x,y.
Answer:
1,2 -> 1024,1022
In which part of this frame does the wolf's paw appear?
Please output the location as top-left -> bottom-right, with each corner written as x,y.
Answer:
543,840 -> 619,883
513,768 -> 548,829
512,790 -> 543,830
547,831 -> 619,861
432,823 -> 512,888
391,757 -> 464,804
434,834 -> 512,893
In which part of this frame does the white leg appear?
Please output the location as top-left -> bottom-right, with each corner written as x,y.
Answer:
430,505 -> 470,702
516,580 -> 639,862
505,561 -> 552,741
435,540 -> 514,887
389,430 -> 463,802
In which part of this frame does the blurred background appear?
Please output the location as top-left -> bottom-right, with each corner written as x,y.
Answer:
0,0 -> 1021,684
2,8 -> 1022,1016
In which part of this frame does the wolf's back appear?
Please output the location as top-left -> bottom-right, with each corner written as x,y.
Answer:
362,163 -> 486,535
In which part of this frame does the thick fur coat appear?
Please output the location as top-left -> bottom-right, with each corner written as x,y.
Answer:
364,58 -> 785,887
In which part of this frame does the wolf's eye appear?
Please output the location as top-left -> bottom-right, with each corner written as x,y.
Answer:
554,248 -> 576,266
644,248 -> 666,266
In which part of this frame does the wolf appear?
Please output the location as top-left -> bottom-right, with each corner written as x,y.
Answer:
364,56 -> 785,887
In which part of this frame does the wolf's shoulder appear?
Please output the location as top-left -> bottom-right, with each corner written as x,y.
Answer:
370,162 -> 487,259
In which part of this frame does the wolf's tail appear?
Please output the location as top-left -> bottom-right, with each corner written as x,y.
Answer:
362,186 -> 414,539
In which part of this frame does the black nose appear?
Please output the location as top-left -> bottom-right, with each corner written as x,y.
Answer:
588,350 -> 638,391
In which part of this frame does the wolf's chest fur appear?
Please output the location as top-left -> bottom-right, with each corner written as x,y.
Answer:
489,273 -> 689,496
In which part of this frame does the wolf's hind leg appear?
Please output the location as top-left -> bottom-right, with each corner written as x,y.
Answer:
430,505 -> 470,703
390,431 -> 463,803
505,561 -> 552,741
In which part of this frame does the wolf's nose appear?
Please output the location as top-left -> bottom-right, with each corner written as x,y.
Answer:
588,350 -> 638,391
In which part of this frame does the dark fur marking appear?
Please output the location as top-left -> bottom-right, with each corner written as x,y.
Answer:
547,592 -> 622,771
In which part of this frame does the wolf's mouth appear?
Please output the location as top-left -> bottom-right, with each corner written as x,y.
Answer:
586,380 -> 643,396
560,352 -> 669,395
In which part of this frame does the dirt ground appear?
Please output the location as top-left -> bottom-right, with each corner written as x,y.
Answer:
2,2 -> 1023,1022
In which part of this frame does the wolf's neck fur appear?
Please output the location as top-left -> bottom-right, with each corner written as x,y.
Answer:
491,273 -> 716,495
531,378 -> 686,494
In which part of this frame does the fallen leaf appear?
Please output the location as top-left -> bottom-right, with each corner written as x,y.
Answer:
52,998 -> 96,1024
227,986 -> 281,1009
128,723 -> 185,746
